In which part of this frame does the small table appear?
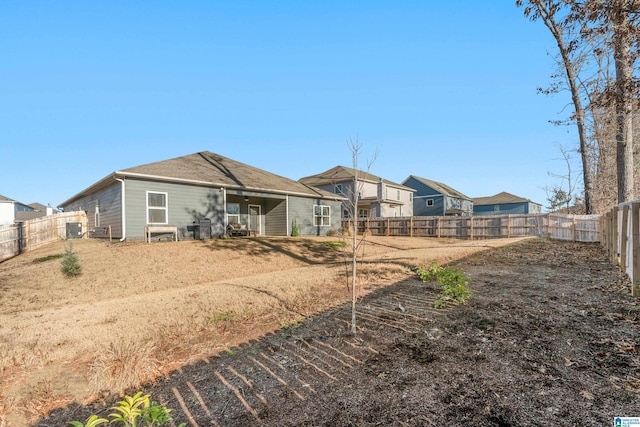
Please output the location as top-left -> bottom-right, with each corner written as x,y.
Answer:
145,225 -> 178,243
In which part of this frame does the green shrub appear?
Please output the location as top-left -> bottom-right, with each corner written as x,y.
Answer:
416,263 -> 471,308
61,244 -> 82,277
291,219 -> 300,237
33,253 -> 64,263
323,240 -> 347,249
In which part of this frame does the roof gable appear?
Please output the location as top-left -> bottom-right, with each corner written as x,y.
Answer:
299,166 -> 413,191
404,175 -> 470,200
62,151 -> 342,206
0,195 -> 15,203
473,191 -> 539,206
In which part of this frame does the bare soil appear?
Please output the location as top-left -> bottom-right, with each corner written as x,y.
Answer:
0,235 -> 517,426
28,238 -> 640,426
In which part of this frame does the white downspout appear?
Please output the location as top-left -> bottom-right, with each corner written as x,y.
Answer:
223,187 -> 227,230
115,177 -> 126,241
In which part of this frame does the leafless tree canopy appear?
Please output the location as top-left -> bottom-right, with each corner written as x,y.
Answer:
518,0 -> 640,212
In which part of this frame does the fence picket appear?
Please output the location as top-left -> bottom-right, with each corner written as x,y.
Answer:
0,211 -> 87,262
342,213 -> 600,243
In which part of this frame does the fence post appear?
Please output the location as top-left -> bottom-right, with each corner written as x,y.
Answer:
437,217 -> 441,238
621,205 -> 630,272
17,222 -> 24,254
612,206 -> 619,265
632,203 -> 640,297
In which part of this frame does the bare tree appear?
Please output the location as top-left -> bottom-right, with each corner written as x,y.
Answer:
519,0 -> 640,208
575,0 -> 639,202
545,145 -> 580,211
342,138 -> 378,334
612,0 -> 637,202
519,0 -> 596,213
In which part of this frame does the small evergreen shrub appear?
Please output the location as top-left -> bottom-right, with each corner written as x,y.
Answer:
61,244 -> 82,277
291,219 -> 300,237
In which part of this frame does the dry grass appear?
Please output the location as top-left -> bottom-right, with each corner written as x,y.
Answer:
16,380 -> 74,425
89,340 -> 160,394
0,235 -> 525,426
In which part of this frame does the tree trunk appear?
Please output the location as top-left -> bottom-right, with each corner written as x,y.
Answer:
614,0 -> 635,203
535,2 -> 595,213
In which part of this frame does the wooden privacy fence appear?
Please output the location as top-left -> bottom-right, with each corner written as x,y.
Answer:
601,202 -> 640,296
0,211 -> 87,262
342,213 -> 601,242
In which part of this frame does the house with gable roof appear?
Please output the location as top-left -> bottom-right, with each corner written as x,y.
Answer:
0,195 -> 16,226
0,196 -> 55,226
59,151 -> 344,240
299,166 -> 415,218
402,175 -> 473,217
472,192 -> 542,216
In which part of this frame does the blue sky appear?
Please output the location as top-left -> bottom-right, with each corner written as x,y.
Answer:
1,2 -> 579,210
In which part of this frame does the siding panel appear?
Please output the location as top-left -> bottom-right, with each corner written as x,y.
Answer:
124,179 -> 224,239
61,182 -> 123,238
288,196 -> 342,236
265,199 -> 287,236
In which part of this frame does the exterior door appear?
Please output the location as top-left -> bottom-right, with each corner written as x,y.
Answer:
249,204 -> 261,235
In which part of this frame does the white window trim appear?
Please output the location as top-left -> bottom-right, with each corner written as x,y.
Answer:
314,204 -> 331,227
146,191 -> 168,224
227,202 -> 240,225
426,199 -> 434,207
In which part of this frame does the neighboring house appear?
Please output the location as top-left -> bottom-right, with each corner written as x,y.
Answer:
0,195 -> 15,226
15,203 -> 56,222
472,192 -> 543,216
402,175 -> 473,216
0,196 -> 54,226
299,166 -> 415,218
59,151 -> 345,240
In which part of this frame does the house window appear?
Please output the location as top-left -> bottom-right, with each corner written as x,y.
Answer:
426,199 -> 434,207
397,190 -> 400,201
409,193 -> 413,203
334,184 -> 343,194
147,192 -> 168,224
227,203 -> 240,225
314,205 -> 331,226
358,208 -> 368,218
494,205 -> 500,212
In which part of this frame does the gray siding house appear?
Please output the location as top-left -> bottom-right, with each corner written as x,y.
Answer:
402,176 -> 473,216
299,166 -> 415,218
59,151 -> 344,240
472,192 -> 542,216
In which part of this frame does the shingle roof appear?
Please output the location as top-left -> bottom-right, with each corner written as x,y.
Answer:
404,175 -> 470,200
15,211 -> 47,221
0,195 -> 15,202
62,151 -> 342,206
299,165 -> 413,191
472,191 -> 540,206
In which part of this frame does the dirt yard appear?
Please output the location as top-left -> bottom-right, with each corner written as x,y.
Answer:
0,235 -> 520,426
29,238 -> 640,426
